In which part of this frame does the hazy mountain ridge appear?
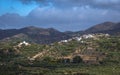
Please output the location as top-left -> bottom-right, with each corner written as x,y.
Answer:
0,21 -> 120,44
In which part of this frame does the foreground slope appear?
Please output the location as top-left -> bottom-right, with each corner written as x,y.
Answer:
0,33 -> 120,75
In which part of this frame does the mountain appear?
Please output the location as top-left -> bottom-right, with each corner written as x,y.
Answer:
0,26 -> 70,44
64,31 -> 84,37
0,21 -> 120,44
85,22 -> 115,33
0,29 -> 20,40
64,22 -> 120,36
84,22 -> 120,35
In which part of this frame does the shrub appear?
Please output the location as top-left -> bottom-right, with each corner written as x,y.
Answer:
72,56 -> 83,63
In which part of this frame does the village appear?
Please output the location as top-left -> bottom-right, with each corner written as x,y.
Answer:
58,33 -> 110,43
14,33 -> 110,65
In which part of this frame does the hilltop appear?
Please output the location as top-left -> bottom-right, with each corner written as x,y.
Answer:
84,22 -> 120,35
67,22 -> 120,36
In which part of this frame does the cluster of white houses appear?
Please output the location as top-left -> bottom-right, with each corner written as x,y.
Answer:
58,33 -> 110,43
16,33 -> 110,46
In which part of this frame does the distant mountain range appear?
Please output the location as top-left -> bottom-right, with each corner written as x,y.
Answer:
0,21 -> 120,44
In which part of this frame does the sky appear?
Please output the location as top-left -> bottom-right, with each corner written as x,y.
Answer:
0,0 -> 120,31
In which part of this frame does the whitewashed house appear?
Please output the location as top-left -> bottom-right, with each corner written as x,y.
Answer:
17,41 -> 30,47
82,34 -> 94,39
61,40 -> 68,43
75,37 -> 82,41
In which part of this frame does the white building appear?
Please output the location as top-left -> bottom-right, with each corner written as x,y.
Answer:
82,34 -> 94,39
75,37 -> 82,41
60,40 -> 68,43
18,41 -> 30,47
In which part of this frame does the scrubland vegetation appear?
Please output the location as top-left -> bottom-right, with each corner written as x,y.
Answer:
0,35 -> 120,75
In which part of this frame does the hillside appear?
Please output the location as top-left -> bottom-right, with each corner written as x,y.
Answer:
0,26 -> 70,44
85,22 -> 115,33
63,22 -> 120,37
84,22 -> 120,35
1,21 -> 120,44
0,33 -> 120,75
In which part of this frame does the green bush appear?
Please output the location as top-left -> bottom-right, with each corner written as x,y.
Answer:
72,56 -> 83,63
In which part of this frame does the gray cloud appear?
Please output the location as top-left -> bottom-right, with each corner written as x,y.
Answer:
0,0 -> 120,31
0,5 -> 120,31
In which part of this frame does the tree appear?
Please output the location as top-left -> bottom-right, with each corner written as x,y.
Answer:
72,56 -> 83,63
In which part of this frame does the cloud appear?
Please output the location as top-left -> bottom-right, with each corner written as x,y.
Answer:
18,0 -> 120,11
18,0 -> 46,4
0,0 -> 120,31
0,13 -> 27,28
0,5 -> 120,31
